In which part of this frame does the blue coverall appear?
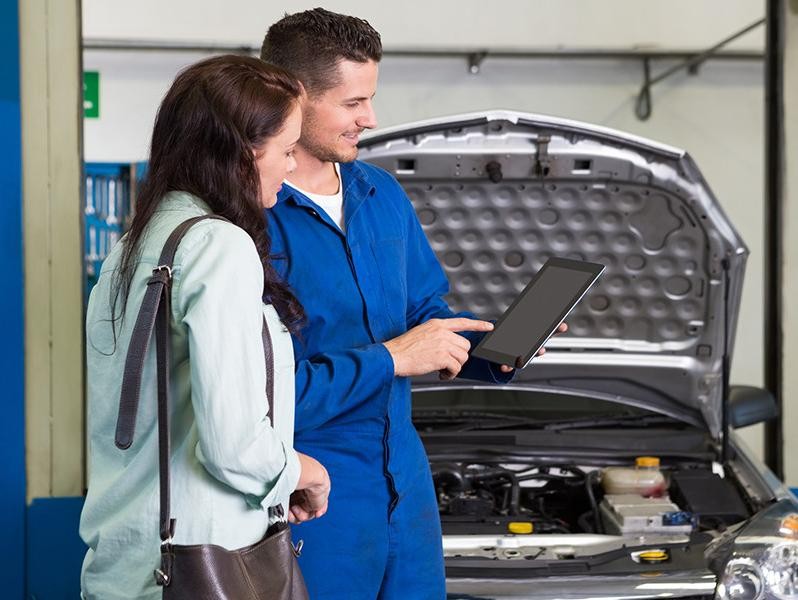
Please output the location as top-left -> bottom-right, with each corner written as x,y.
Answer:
268,161 -> 508,599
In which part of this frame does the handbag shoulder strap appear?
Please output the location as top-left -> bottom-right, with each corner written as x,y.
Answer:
115,215 -> 224,450
262,316 -> 275,419
113,214 -> 277,544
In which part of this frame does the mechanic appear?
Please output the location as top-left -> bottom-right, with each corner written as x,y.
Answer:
261,9 -> 528,599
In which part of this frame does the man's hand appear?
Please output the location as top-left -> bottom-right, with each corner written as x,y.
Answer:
383,318 -> 494,379
498,322 -> 569,373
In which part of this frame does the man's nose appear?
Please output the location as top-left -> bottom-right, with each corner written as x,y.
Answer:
357,101 -> 377,130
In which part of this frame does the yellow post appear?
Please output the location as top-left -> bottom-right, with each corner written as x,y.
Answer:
20,0 -> 84,500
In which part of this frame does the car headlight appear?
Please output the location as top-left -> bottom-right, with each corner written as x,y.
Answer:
717,558 -> 764,600
761,543 -> 798,599
713,506 -> 798,600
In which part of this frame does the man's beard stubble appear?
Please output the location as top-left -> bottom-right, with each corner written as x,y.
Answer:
299,110 -> 359,164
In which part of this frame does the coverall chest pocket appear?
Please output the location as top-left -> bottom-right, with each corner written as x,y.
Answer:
370,238 -> 408,331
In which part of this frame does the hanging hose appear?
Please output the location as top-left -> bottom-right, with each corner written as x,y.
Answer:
585,469 -> 604,534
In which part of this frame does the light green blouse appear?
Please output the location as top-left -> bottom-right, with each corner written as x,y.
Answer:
80,192 -> 300,600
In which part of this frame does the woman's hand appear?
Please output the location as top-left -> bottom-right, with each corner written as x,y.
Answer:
289,453 -> 331,524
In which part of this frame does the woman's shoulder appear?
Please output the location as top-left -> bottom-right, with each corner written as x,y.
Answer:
168,211 -> 265,320
137,194 -> 265,303
174,216 -> 256,265
148,193 -> 259,266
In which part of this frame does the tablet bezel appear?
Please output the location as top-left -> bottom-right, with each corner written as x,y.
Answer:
472,257 -> 605,369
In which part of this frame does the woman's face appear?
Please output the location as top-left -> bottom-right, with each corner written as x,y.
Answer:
255,102 -> 302,208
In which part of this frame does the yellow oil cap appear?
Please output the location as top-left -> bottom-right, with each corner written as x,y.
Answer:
636,456 -> 660,468
508,522 -> 534,534
780,513 -> 798,538
638,549 -> 669,564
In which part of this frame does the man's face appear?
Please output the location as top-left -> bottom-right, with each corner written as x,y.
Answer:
299,59 -> 379,163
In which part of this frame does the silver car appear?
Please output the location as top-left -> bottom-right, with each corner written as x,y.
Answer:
360,111 -> 798,600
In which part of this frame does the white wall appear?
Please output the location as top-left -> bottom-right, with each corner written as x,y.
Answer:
83,0 -> 764,50
82,1 -> 772,470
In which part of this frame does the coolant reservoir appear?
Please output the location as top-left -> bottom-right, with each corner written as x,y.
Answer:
602,457 -> 667,496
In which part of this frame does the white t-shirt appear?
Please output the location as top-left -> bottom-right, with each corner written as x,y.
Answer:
286,163 -> 345,231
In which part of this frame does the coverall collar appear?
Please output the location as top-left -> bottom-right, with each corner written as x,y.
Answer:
277,161 -> 377,232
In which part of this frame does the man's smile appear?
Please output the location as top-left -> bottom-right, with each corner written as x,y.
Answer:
341,131 -> 362,145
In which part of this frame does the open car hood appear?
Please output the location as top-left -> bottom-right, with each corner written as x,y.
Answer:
359,110 -> 747,439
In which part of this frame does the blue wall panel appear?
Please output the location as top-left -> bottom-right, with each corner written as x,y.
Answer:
27,498 -> 87,599
0,0 -> 25,597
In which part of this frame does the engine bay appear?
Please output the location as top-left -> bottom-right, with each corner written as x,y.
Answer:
431,460 -> 751,545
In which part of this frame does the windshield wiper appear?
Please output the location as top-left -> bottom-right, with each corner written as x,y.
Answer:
412,409 -> 545,431
539,413 -> 678,431
419,411 -> 676,432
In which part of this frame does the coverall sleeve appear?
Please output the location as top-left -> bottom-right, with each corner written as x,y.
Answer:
398,186 -> 513,384
292,343 -> 396,435
174,222 -> 300,509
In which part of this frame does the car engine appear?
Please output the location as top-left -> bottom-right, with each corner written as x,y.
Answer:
431,461 -> 750,538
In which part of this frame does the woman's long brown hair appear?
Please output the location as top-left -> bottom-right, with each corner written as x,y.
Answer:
110,54 -> 305,335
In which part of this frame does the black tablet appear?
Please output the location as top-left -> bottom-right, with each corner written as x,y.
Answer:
472,257 -> 604,369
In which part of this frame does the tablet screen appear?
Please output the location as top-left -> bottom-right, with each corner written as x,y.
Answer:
473,258 -> 604,368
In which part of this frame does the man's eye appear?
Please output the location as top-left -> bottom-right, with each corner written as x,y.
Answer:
345,102 -> 359,108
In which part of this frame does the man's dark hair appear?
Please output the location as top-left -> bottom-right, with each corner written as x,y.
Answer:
261,7 -> 382,97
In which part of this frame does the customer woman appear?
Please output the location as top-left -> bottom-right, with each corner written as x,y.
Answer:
79,55 -> 330,599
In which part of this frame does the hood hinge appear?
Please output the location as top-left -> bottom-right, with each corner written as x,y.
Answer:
534,134 -> 552,177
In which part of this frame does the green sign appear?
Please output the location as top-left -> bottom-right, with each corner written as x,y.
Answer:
83,71 -> 99,118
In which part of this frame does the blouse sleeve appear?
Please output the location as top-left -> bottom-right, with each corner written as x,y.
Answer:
172,221 -> 300,509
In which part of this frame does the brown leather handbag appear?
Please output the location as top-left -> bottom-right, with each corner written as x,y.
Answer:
114,215 -> 309,599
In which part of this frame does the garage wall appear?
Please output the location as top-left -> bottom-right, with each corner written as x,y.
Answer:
82,0 -> 764,50
81,1 -> 772,470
